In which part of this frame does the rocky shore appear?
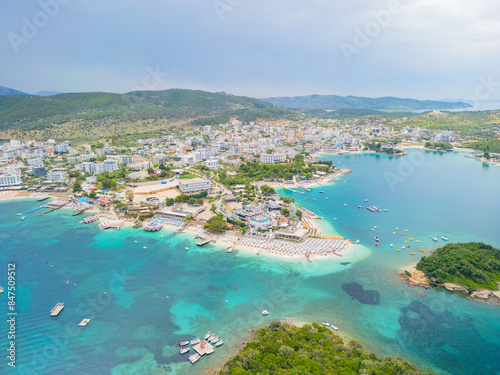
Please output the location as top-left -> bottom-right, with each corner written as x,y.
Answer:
400,267 -> 500,305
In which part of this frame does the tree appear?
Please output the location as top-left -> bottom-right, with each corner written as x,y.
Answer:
281,208 -> 290,217
89,190 -> 97,198
261,185 -> 275,196
147,167 -> 155,174
165,198 -> 175,206
125,190 -> 134,202
296,209 -> 302,220
73,180 -> 82,193
188,197 -> 197,205
204,215 -> 227,233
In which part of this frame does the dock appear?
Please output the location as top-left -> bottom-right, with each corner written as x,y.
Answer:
72,208 -> 87,216
78,319 -> 91,327
26,205 -> 47,213
196,238 -> 214,246
50,303 -> 64,317
192,341 -> 214,356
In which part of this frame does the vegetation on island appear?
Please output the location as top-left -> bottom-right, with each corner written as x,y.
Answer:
417,242 -> 500,291
220,322 -> 424,375
466,139 -> 500,153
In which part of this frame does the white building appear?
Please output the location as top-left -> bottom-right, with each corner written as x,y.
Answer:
103,159 -> 119,172
260,153 -> 286,164
118,155 -> 134,165
81,162 -> 96,174
203,125 -> 212,133
46,171 -> 66,183
205,158 -> 220,170
0,174 -> 21,187
178,178 -> 212,193
55,144 -> 68,153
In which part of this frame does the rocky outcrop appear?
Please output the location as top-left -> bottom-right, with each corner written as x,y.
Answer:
443,283 -> 469,294
400,267 -> 430,289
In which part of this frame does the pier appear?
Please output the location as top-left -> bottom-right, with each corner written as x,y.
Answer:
196,237 -> 214,246
50,303 -> 64,317
26,205 -> 46,213
72,208 -> 87,216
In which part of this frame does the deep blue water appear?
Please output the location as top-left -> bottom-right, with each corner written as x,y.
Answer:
0,149 -> 499,375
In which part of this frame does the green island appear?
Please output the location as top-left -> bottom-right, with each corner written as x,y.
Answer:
424,142 -> 454,151
416,242 -> 500,291
220,322 -> 425,375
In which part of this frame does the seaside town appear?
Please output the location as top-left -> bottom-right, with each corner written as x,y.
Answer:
0,117 -> 497,260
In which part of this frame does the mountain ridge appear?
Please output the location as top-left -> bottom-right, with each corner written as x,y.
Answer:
262,94 -> 472,110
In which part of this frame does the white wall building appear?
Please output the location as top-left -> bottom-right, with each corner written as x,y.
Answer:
0,174 -> 21,187
46,171 -> 66,183
81,162 -> 96,174
55,144 -> 68,153
118,155 -> 134,165
260,153 -> 286,164
178,178 -> 212,193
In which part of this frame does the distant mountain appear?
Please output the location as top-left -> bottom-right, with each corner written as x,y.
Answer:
262,94 -> 472,111
0,89 -> 301,139
0,85 -> 29,96
35,90 -> 62,96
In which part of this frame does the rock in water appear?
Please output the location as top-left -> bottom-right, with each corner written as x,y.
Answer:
342,282 -> 380,305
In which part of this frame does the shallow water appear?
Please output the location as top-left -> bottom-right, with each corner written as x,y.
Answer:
0,149 -> 499,374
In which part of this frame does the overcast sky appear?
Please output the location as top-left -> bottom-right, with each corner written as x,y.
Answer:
1,0 -> 499,101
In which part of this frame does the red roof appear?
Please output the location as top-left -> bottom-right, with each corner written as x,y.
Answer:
97,198 -> 110,204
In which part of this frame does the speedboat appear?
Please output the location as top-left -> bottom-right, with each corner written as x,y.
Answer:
185,247 -> 189,250
331,324 -> 338,331
442,236 -> 449,241
189,354 -> 200,364
179,347 -> 190,354
134,240 -> 138,243
365,199 -> 368,202
344,203 -> 347,207
357,206 -> 363,209
159,235 -> 164,238
383,209 -> 389,212
21,216 -> 25,220
190,339 -> 200,345
204,332 -> 211,340
215,339 -> 224,347
374,237 -> 379,242
319,191 -> 324,193
432,237 -> 438,242
262,310 -> 269,315
179,341 -> 189,347
322,321 -> 330,326
208,334 -> 216,341
206,348 -> 214,355
209,336 -> 219,344
143,246 -> 147,249
390,244 -> 393,247
326,197 -> 329,199
355,240 -> 360,244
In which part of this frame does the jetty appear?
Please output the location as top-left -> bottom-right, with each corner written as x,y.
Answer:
26,205 -> 47,213
50,303 -> 64,317
72,208 -> 87,216
197,237 -> 214,246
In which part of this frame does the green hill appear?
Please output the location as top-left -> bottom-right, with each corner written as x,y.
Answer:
0,89 -> 301,140
262,94 -> 471,111
417,242 -> 500,291
220,322 -> 425,374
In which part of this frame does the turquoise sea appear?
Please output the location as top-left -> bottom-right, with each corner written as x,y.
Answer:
0,149 -> 499,375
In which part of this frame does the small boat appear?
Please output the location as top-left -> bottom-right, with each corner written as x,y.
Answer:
21,216 -> 25,220
179,341 -> 189,347
215,339 -> 224,347
204,332 -> 211,340
442,236 -> 448,241
365,199 -> 368,202
374,226 -> 377,229
397,249 -> 400,252
375,243 -> 380,246
206,348 -> 214,355
383,209 -> 389,212
208,335 -> 216,341
304,198 -> 307,201
134,240 -> 138,243
374,237 -> 379,242
159,235 -> 164,238
209,336 -> 219,344
189,354 -> 200,364
326,197 -> 329,200
79,221 -> 84,224
319,191 -> 324,193
313,198 -> 316,200
15,213 -> 22,215
390,244 -> 393,247
190,339 -> 200,345
226,248 -> 233,253
393,232 -> 396,235
322,321 -> 330,326
344,203 -> 347,207
355,240 -> 360,244
143,246 -> 147,249
331,324 -> 339,331
185,247 -> 189,250
420,249 -> 424,252
410,252 -> 415,255
432,237 -> 438,242
262,310 -> 269,315
357,206 -> 363,209
179,347 -> 190,355
333,218 -> 338,220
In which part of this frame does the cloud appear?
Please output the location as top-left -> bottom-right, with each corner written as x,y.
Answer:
0,0 -> 498,100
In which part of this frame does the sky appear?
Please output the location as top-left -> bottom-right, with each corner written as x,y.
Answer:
1,0 -> 499,101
